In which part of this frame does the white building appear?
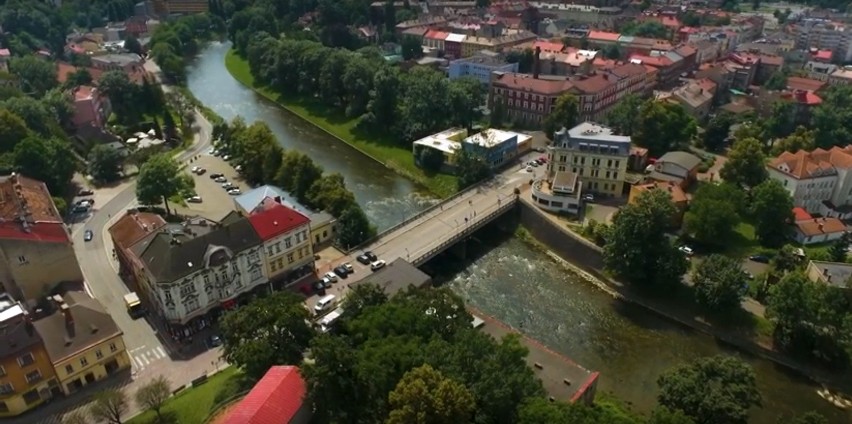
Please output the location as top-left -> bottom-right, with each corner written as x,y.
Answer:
794,19 -> 852,62
767,146 -> 852,218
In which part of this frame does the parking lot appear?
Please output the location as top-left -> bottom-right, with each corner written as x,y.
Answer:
174,154 -> 246,220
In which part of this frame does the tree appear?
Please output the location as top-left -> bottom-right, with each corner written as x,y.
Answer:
603,44 -> 622,60
648,407 -> 696,424
2,96 -> 54,135
306,173 -> 357,216
750,179 -> 793,247
387,364 -> 475,424
8,55 -> 57,96
633,101 -> 697,156
124,36 -> 143,55
829,232 -> 851,262
90,389 -> 128,424
771,245 -> 802,274
13,136 -> 75,194
692,254 -> 748,311
135,375 -> 171,422
702,112 -> 735,152
233,121 -> 277,184
418,146 -> 445,172
220,291 -> 315,379
292,154 -> 324,203
401,35 -> 423,60
365,67 -> 401,133
785,412 -> 829,424
341,283 -> 388,320
98,70 -> 138,120
765,101 -> 797,139
136,153 -> 187,215
606,94 -> 642,136
65,68 -> 93,88
337,205 -> 375,248
621,21 -> 669,38
455,150 -> 492,190
683,183 -> 743,248
448,77 -> 485,130
770,126 -> 815,156
657,355 -> 761,424
517,397 -> 643,424
764,70 -> 787,90
490,95 -> 506,128
0,109 -> 30,152
720,137 -> 767,188
812,85 -> 852,149
544,93 -> 579,139
604,189 -> 689,288
88,144 -> 123,183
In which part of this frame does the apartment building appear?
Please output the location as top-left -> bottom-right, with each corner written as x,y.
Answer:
32,293 -> 130,395
247,203 -> 314,285
449,54 -> 519,85
72,86 -> 111,130
548,122 -> 631,197
793,18 -> 852,62
767,146 -> 852,218
0,174 -> 83,303
152,0 -> 209,16
0,294 -> 59,417
460,31 -> 537,57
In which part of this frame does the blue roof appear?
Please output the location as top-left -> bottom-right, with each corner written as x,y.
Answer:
234,185 -> 293,212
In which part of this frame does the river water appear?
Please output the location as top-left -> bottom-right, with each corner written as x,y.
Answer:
186,42 -> 847,423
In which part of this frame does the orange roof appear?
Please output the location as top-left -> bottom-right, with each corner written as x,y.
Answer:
634,181 -> 688,204
795,217 -> 847,236
56,62 -> 105,84
532,40 -> 565,53
108,211 -> 167,251
792,207 -> 812,221
588,31 -> 620,42
787,77 -> 826,92
74,85 -> 95,101
425,30 -> 449,40
492,73 -> 574,95
769,146 -> 852,179
759,54 -> 784,66
630,54 -> 674,67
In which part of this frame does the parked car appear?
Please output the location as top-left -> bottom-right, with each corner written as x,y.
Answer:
209,173 -> 224,179
323,272 -> 338,283
321,276 -> 334,288
333,266 -> 349,278
186,196 -> 203,203
526,166 -> 534,173
582,193 -> 595,202
356,254 -> 371,265
678,246 -> 694,256
84,230 -> 93,242
343,262 -> 354,273
228,188 -> 242,195
370,260 -> 386,271
209,148 -> 218,156
206,335 -> 222,348
191,166 -> 200,173
78,189 -> 94,196
222,182 -> 235,189
749,254 -> 770,263
365,251 -> 378,262
195,168 -> 206,175
312,281 -> 326,295
214,176 -> 228,183
222,155 -> 231,161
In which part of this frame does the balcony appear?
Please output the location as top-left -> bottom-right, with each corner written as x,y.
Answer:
531,173 -> 582,215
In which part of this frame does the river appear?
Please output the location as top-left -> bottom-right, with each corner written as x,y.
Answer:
186,42 -> 847,423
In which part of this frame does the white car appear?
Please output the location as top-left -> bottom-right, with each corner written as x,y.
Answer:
526,166 -> 534,172
343,262 -> 354,273
679,246 -> 695,256
191,166 -> 200,173
222,155 -> 231,161
227,188 -> 242,195
186,196 -> 202,203
370,260 -> 386,271
214,176 -> 227,183
323,272 -> 338,282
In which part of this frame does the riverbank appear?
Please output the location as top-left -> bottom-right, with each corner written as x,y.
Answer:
516,195 -> 852,393
223,50 -> 457,198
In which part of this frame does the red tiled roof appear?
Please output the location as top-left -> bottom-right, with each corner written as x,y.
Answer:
108,211 -> 167,251
533,40 -> 565,53
795,217 -> 847,236
0,174 -> 68,243
424,30 -> 449,40
759,54 -> 784,66
224,366 -> 306,424
588,31 -> 620,42
248,203 -> 310,242
57,62 -> 105,84
787,77 -> 826,92
492,73 -> 574,95
815,50 -> 833,61
630,54 -> 674,67
769,146 -> 852,179
792,207 -> 812,221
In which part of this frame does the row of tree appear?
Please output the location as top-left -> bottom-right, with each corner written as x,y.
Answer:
218,117 -> 376,247
63,374 -> 172,424
605,94 -> 698,156
148,13 -> 224,82
243,36 -> 486,144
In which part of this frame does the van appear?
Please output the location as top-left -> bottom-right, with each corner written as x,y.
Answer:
314,295 -> 337,315
318,308 -> 344,333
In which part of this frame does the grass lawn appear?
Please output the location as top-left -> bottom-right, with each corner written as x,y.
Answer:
223,50 -> 457,198
724,222 -> 764,258
127,367 -> 250,424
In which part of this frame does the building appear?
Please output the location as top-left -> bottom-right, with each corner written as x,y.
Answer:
412,128 -> 466,171
828,67 -> 852,85
412,128 -> 531,171
71,86 -> 111,130
247,203 -> 313,286
222,366 -> 310,424
0,174 -> 83,303
108,210 -> 167,284
423,30 -> 449,51
351,258 -> 432,296
151,0 -> 209,16
793,18 -> 852,63
32,293 -> 130,395
793,217 -> 847,245
628,181 -> 688,227
234,185 -> 337,250
91,53 -> 144,73
648,151 -> 702,189
0,294 -> 59,417
806,260 -> 852,291
125,214 -> 265,330
459,31 -> 537,57
445,33 -> 466,59
767,146 -> 852,218
669,78 -> 716,121
531,171 -> 582,215
548,123 -> 631,197
448,55 -> 518,85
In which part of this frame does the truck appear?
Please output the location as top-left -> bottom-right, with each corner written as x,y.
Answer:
124,292 -> 145,319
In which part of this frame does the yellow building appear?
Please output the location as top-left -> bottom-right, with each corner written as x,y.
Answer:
0,295 -> 60,417
33,293 -> 130,395
247,203 -> 315,285
548,122 -> 631,197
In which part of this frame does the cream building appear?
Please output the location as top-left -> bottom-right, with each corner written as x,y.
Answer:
247,203 -> 314,284
548,122 -> 631,197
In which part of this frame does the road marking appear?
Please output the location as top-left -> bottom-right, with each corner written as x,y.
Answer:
133,356 -> 145,369
129,345 -> 147,353
155,346 -> 166,358
139,354 -> 150,366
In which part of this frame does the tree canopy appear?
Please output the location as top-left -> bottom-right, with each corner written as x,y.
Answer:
544,93 -> 579,140
135,153 -> 189,215
683,183 -> 743,248
749,179 -> 793,248
632,101 -> 697,156
692,254 -> 748,311
720,137 -> 767,188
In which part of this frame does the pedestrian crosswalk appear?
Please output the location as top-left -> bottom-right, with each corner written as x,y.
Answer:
129,345 -> 168,373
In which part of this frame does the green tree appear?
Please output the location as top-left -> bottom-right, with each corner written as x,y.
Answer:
604,189 -> 689,288
720,137 -> 767,188
633,101 -> 697,156
87,144 -> 123,183
765,101 -> 797,139
418,147 -> 445,172
41,88 -> 75,128
750,179 -> 793,247
341,283 -> 388,321
603,43 -> 622,60
2,96 -> 54,135
220,291 -> 315,379
0,109 -> 30,152
648,407 -> 696,424
544,93 -> 579,140
13,136 -> 75,194
134,375 -> 171,423
829,232 -> 851,262
517,396 -> 641,424
124,36 -> 143,55
683,183 -> 743,248
606,94 -> 642,136
365,67 -> 401,133
8,55 -> 57,96
306,173 -> 357,216
401,35 -> 423,60
812,85 -> 852,149
489,95 -> 506,128
233,121 -> 278,184
764,70 -> 787,90
135,153 -> 186,215
65,68 -> 93,88
261,144 -> 284,183
387,364 -> 475,424
90,389 -> 128,424
692,254 -> 748,310
336,205 -> 375,248
304,334 -> 372,423
702,112 -> 735,152
448,77 -> 485,130
621,21 -> 669,38
784,411 -> 829,424
455,150 -> 492,190
771,245 -> 802,274
98,70 -> 138,121
770,126 -> 815,156
657,355 -> 762,424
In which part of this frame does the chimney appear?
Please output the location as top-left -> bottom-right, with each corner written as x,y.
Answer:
274,196 -> 282,204
823,268 -> 829,276
818,223 -> 824,232
533,46 -> 541,79
61,303 -> 73,326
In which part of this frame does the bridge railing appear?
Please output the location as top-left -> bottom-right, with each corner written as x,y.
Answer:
344,179 -> 493,254
411,195 -> 518,266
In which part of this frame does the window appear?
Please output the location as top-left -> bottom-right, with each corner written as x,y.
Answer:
80,357 -> 89,367
17,353 -> 34,367
179,284 -> 195,297
613,172 -> 618,180
0,383 -> 12,395
277,258 -> 284,268
266,246 -> 274,256
274,243 -> 281,254
110,343 -> 117,353
251,267 -> 262,280
0,365 -> 5,376
249,251 -> 260,263
285,237 -> 292,248
185,297 -> 200,311
287,253 -> 294,264
95,350 -> 103,360
65,364 -> 73,374
25,369 -> 42,384
163,291 -> 172,303
271,261 -> 278,272
17,255 -> 27,264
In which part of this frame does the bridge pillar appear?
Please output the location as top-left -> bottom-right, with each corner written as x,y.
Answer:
447,239 -> 467,261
